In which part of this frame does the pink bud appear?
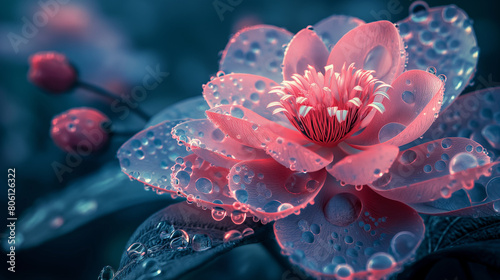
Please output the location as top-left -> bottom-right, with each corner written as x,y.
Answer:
28,52 -> 77,93
51,108 -> 110,154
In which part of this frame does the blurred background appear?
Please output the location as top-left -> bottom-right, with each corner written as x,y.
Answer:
0,0 -> 499,279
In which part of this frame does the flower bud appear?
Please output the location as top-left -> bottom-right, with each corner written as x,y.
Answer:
51,107 -> 111,154
28,52 -> 77,93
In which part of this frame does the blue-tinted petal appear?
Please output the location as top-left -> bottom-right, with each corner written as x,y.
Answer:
147,96 -> 209,127
408,87 -> 500,160
172,119 -> 269,168
409,161 -> 500,216
370,137 -> 491,204
274,176 -> 424,279
117,120 -> 191,195
397,2 -> 478,111
171,154 -> 246,224
6,163 -> 171,251
313,15 -> 365,51
219,25 -> 293,83
113,202 -> 267,280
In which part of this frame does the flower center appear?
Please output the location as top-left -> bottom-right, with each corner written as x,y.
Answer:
268,63 -> 390,146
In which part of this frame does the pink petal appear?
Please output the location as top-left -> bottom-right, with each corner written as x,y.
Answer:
414,87 -> 500,158
172,119 -> 269,169
228,159 -> 326,222
117,120 -> 191,195
369,137 -> 492,204
327,144 -> 399,185
313,15 -> 365,50
203,73 -> 291,127
347,70 -> 444,147
397,2 -> 478,111
274,176 -> 424,278
282,28 -> 329,81
409,161 -> 500,216
327,21 -> 405,85
171,154 -> 247,224
219,25 -> 293,83
206,105 -> 333,172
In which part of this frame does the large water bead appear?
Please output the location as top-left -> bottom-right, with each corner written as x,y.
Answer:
323,193 -> 362,226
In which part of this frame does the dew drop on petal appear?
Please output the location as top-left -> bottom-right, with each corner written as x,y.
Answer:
449,152 -> 478,174
390,231 -> 418,260
127,242 -> 146,259
367,252 -> 395,270
192,234 -> 212,252
195,177 -> 213,194
324,193 -> 362,226
223,229 -> 243,243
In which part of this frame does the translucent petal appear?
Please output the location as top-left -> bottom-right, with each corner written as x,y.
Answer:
370,137 -> 492,204
313,15 -> 365,50
410,87 -> 500,160
206,105 -> 333,172
327,144 -> 399,185
117,120 -> 191,194
397,2 -> 478,111
409,161 -> 500,216
274,176 -> 424,279
170,154 -> 243,219
347,70 -> 444,147
227,159 -> 327,222
219,25 -> 293,83
115,202 -> 267,280
327,20 -> 405,85
147,96 -> 209,127
172,119 -> 269,169
6,163 -> 171,251
203,73 -> 290,127
282,28 -> 329,81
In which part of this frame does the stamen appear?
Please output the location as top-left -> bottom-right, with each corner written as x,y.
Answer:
269,63 -> 390,146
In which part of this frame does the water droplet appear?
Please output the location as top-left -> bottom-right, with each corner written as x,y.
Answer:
410,1 -> 429,22
278,203 -> 293,212
255,80 -> 266,92
230,211 -> 247,224
334,264 -> 354,279
127,242 -> 146,259
379,123 -> 406,143
399,149 -> 417,165
211,209 -> 227,221
482,124 -> 500,149
441,138 -> 452,149
192,234 -> 212,252
242,227 -> 254,237
363,45 -> 392,77
175,171 -> 191,188
493,201 -> 500,213
367,252 -> 395,270
301,232 -> 314,243
235,189 -> 248,203
310,224 -> 320,234
223,229 -> 242,243
449,152 -> 478,174
195,177 -> 213,194
230,107 -> 244,118
324,193 -> 362,226
402,91 -> 415,104
390,231 -> 418,259
426,66 -> 437,75
169,229 -> 189,250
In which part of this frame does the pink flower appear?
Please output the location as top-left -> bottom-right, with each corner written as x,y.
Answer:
118,3 -> 500,279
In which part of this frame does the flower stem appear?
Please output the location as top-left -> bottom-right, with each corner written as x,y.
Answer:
77,81 -> 151,121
